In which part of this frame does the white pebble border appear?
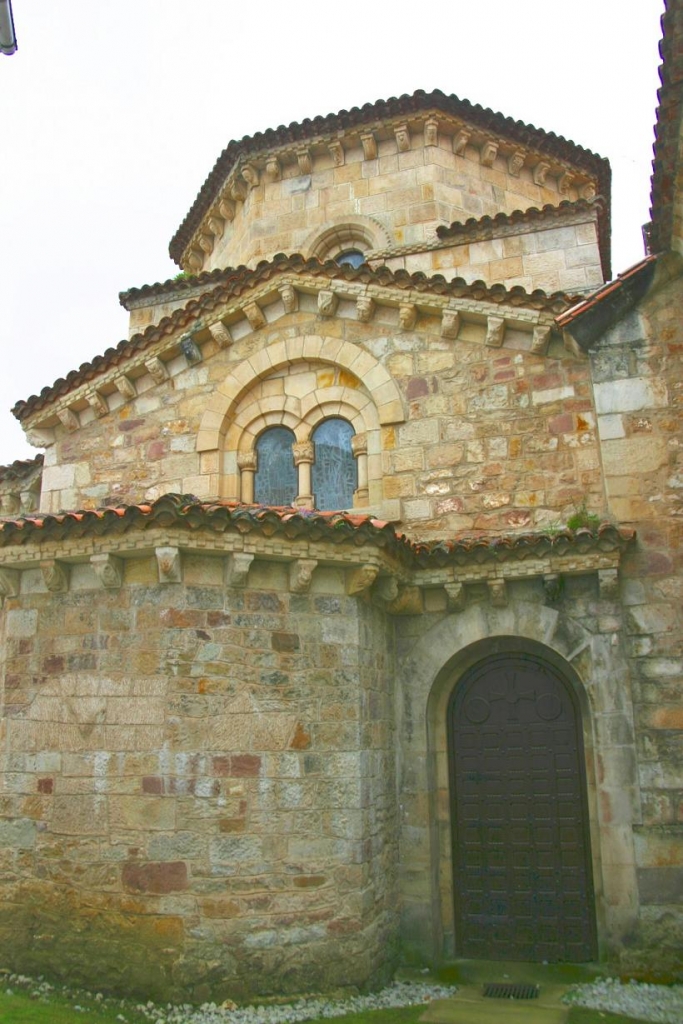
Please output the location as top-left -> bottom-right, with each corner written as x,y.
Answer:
563,977 -> 683,1024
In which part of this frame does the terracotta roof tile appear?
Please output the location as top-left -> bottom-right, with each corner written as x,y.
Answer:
0,493 -> 635,568
0,454 -> 44,483
555,255 -> 658,346
169,88 -> 611,267
119,266 -> 243,309
13,254 -> 584,422
648,0 -> 683,253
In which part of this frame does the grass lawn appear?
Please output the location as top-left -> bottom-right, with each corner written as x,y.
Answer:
0,991 -> 659,1024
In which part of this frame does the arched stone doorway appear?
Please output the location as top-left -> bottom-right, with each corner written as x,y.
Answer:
447,650 -> 597,962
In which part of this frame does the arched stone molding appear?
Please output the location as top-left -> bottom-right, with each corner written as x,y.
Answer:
395,599 -> 639,967
302,216 -> 393,261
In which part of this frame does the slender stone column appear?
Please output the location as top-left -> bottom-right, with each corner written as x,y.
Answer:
293,441 -> 314,508
237,450 -> 257,504
351,432 -> 368,505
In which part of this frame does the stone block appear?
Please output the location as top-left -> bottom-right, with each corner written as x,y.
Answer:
594,377 -> 668,414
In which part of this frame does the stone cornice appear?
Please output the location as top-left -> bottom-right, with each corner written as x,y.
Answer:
0,496 -> 634,613
14,256 -> 582,435
169,90 -> 611,271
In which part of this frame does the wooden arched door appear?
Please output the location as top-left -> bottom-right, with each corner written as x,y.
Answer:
448,652 -> 597,961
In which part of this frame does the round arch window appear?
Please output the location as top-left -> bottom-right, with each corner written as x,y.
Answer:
335,249 -> 365,269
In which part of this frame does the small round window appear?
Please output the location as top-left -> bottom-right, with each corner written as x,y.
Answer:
335,249 -> 365,269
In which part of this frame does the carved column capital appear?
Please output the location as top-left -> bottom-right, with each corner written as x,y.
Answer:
350,432 -> 368,457
237,450 -> 258,472
292,441 -> 314,465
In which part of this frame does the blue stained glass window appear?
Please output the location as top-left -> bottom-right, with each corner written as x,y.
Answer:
254,427 -> 297,506
312,418 -> 356,511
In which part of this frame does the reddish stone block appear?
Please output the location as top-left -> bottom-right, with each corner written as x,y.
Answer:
293,875 -> 326,888
230,754 -> 261,777
272,632 -> 300,652
37,778 -> 54,794
42,656 -> 65,675
142,776 -> 164,794
406,377 -> 429,399
549,413 -> 574,434
122,860 -> 188,894
212,756 -> 231,776
219,818 -> 246,833
290,723 -> 311,750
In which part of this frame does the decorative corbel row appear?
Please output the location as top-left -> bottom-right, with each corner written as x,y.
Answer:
156,546 -> 182,584
356,295 -> 375,323
0,567 -> 20,601
360,132 -> 377,161
531,325 -> 552,355
227,552 -> 254,588
289,558 -> 318,594
445,582 -> 467,612
91,553 -> 123,589
508,151 -> 525,177
533,161 -> 550,186
180,336 -> 203,366
346,564 -> 379,596
279,284 -> 298,313
480,142 -> 498,168
485,315 -> 505,348
328,140 -> 344,166
244,302 -> 266,331
115,375 -> 136,400
558,172 -> 574,195
145,357 -> 168,384
318,290 -> 338,317
241,163 -> 259,189
424,118 -> 439,147
297,148 -> 312,175
208,321 -> 232,348
453,130 -> 470,156
265,157 -> 281,181
58,408 -> 79,432
398,303 -> 417,331
441,309 -> 460,339
394,124 -> 410,153
88,392 -> 108,418
41,559 -> 69,593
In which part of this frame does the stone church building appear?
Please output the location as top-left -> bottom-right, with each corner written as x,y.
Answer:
1,2 -> 681,1002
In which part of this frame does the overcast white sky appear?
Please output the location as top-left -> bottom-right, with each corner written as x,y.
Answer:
0,0 -> 665,467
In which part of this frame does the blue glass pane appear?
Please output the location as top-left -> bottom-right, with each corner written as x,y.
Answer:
254,427 -> 296,506
312,418 -> 357,510
335,249 -> 365,269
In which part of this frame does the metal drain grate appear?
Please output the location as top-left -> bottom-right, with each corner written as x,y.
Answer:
483,983 -> 540,1000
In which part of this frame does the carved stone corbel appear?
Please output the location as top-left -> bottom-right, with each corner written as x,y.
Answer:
218,197 -> 235,221
20,488 -> 38,513
41,560 -> 69,593
374,576 -> 399,603
88,392 -> 108,418
297,149 -> 312,175
58,408 -> 79,432
598,568 -> 619,599
0,567 -> 20,600
453,129 -> 470,156
360,132 -> 377,161
445,582 -> 467,612
244,302 -> 266,330
485,316 -> 505,348
241,163 -> 259,189
424,118 -> 439,147
289,558 -> 318,594
198,232 -> 214,255
328,140 -> 344,166
356,295 -> 375,323
207,215 -> 225,238
180,336 -> 202,365
543,573 -> 563,603
318,290 -> 338,317
230,177 -> 248,202
208,321 -> 232,348
156,546 -> 182,584
558,172 -> 574,195
227,552 -> 254,588
488,579 -> 508,607
480,141 -> 498,167
386,586 -> 423,616
279,284 -> 298,313
533,161 -> 550,186
394,124 -> 411,153
441,309 -> 460,339
186,250 -> 204,273
265,157 -> 281,181
115,375 -> 136,400
91,553 -> 123,589
508,151 -> 525,177
581,182 -> 596,201
531,325 -> 552,355
145,357 -> 168,384
346,564 -> 378,596
399,303 -> 417,331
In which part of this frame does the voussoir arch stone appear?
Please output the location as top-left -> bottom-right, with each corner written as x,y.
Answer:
197,336 -> 405,452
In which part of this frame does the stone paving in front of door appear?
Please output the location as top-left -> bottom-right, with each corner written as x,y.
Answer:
421,984 -> 570,1024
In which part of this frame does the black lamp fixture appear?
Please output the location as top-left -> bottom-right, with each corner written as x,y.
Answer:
0,0 -> 17,56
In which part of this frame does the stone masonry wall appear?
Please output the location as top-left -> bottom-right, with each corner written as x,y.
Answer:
590,262 -> 683,969
0,557 -> 396,1001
